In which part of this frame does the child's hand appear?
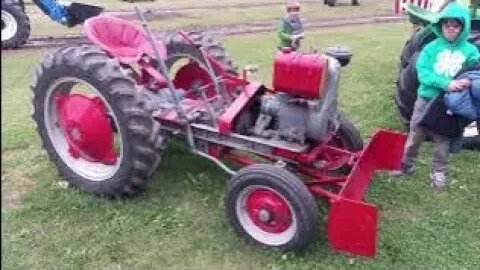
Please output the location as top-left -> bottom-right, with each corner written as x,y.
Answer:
447,79 -> 470,91
457,78 -> 471,88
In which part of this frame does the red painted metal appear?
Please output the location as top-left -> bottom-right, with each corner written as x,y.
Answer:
339,129 -> 407,201
138,59 -> 168,90
55,94 -> 117,165
272,143 -> 355,168
218,83 -> 263,134
84,15 -> 167,64
273,50 -> 328,99
246,189 -> 293,233
327,129 -> 406,257
173,62 -> 218,98
328,198 -> 378,257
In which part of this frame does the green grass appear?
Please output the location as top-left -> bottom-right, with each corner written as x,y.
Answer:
25,0 -> 394,37
2,23 -> 480,269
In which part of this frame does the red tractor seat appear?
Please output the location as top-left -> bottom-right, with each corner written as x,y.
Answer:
83,15 -> 167,64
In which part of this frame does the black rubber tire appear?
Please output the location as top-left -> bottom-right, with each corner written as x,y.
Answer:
334,115 -> 364,152
1,0 -> 30,49
326,115 -> 363,173
395,51 -> 421,124
31,45 -> 166,198
461,134 -> 480,150
325,0 -> 336,7
226,164 -> 318,252
352,0 -> 360,6
395,29 -> 436,124
164,30 -> 237,74
163,30 -> 238,99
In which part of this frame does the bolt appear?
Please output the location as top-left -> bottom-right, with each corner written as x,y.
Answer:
70,128 -> 81,141
258,209 -> 271,223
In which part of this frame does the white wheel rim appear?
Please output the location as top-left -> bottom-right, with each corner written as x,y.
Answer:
1,10 -> 18,41
44,77 -> 124,182
235,185 -> 297,246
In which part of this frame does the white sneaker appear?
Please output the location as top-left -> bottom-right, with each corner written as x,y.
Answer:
429,172 -> 447,190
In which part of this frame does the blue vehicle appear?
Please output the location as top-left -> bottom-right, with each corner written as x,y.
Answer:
1,0 -> 103,49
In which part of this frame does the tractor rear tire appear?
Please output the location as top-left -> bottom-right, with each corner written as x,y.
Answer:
164,30 -> 237,74
226,164 -> 318,252
395,51 -> 421,124
1,0 -> 30,49
163,30 -> 238,99
31,45 -> 166,198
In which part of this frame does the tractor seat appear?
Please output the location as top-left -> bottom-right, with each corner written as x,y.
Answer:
83,15 -> 167,64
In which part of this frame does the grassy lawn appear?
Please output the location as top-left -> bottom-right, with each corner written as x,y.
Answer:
2,23 -> 480,269
24,0 -> 394,37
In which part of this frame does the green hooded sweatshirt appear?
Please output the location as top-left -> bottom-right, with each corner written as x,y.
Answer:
416,1 -> 480,99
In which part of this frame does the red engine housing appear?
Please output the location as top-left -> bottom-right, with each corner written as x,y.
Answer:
273,50 -> 328,99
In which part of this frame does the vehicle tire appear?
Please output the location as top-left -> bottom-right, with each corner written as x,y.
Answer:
226,164 -> 318,252
163,30 -> 238,99
325,115 -> 363,173
395,29 -> 435,123
1,0 -> 30,49
164,30 -> 237,73
325,0 -> 336,7
395,51 -> 421,124
399,28 -> 435,69
352,0 -> 360,6
331,114 -> 364,152
31,45 -> 167,198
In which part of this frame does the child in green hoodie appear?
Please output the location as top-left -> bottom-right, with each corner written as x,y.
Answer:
393,1 -> 480,190
278,0 -> 304,50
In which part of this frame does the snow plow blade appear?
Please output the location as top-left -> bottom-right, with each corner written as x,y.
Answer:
328,129 -> 407,257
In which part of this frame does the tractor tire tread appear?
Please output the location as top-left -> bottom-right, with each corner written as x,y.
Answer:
31,45 -> 167,198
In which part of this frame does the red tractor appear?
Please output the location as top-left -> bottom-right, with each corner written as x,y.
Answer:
31,13 -> 406,256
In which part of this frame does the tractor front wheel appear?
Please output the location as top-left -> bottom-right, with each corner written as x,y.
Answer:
32,45 -> 167,197
226,164 -> 318,252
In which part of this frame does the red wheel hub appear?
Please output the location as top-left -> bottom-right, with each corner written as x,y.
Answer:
245,189 -> 292,233
173,62 -> 217,99
55,94 -> 117,165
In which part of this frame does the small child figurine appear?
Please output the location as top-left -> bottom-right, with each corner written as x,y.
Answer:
278,0 -> 304,50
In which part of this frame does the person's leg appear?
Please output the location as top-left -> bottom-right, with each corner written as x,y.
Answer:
392,97 -> 429,176
430,134 -> 451,190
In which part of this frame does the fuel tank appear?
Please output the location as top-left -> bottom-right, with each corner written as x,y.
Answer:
273,50 -> 328,99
